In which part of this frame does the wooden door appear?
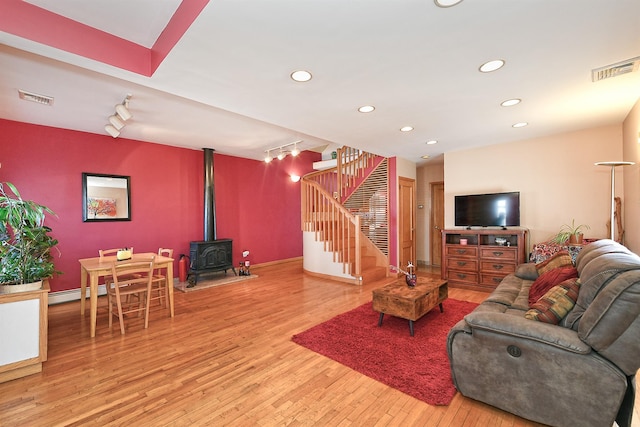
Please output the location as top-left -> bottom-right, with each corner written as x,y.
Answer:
398,177 -> 416,270
430,182 -> 444,266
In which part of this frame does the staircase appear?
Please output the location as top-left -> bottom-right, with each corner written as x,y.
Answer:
301,147 -> 389,285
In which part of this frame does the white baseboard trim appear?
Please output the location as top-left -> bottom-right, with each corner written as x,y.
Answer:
48,278 -> 180,305
48,285 -> 107,305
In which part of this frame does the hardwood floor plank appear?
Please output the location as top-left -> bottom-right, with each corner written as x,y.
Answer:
0,261 -> 631,426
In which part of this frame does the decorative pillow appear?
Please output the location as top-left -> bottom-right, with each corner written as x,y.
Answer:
535,250 -> 573,275
529,241 -> 567,264
528,266 -> 578,306
515,263 -> 539,281
525,278 -> 581,324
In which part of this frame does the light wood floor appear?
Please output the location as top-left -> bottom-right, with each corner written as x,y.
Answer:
0,261 -> 635,426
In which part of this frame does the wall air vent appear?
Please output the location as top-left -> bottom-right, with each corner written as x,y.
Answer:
18,89 -> 54,106
592,56 -> 640,82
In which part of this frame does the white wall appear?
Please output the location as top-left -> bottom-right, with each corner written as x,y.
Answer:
396,157 -> 417,181
302,232 -> 354,280
444,124 -> 624,252
622,99 -> 640,252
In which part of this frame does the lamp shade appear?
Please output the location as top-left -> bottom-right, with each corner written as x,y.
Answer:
105,124 -> 120,138
115,103 -> 132,121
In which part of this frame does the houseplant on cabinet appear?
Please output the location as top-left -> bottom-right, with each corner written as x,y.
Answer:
0,182 -> 59,292
551,219 -> 590,245
0,182 -> 58,383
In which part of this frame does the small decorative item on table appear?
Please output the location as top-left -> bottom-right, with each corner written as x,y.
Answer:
390,262 -> 417,287
116,248 -> 132,261
495,237 -> 507,246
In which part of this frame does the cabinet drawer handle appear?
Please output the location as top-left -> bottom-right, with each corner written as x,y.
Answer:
493,277 -> 502,283
493,251 -> 504,257
456,273 -> 467,279
456,261 -> 467,267
493,264 -> 504,270
456,249 -> 467,254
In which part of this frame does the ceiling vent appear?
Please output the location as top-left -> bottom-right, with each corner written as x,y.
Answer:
592,56 -> 640,82
18,89 -> 54,106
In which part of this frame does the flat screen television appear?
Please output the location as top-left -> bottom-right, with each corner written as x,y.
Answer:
455,191 -> 520,228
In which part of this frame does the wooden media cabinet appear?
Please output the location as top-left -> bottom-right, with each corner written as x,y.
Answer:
441,228 -> 528,292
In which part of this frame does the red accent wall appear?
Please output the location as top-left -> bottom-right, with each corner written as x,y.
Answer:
0,119 -> 319,292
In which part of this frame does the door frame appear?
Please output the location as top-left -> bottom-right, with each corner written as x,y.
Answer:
429,181 -> 444,267
398,176 -> 416,270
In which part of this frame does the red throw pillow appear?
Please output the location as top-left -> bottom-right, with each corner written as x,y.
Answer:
528,266 -> 578,306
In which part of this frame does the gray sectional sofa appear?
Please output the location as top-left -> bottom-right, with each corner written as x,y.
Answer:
447,239 -> 640,427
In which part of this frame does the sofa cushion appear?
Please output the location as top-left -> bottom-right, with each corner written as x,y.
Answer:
565,251 -> 640,330
525,278 -> 581,324
574,239 -> 632,274
515,263 -> 538,280
535,250 -> 573,275
528,266 -> 578,306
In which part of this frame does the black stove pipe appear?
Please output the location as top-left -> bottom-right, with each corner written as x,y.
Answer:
203,148 -> 216,241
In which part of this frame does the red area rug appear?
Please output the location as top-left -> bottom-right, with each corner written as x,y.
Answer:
292,298 -> 478,406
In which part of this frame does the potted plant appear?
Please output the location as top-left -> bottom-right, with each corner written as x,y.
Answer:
0,182 -> 59,293
551,219 -> 590,244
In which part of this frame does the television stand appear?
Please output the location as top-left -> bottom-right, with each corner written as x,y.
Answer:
441,228 -> 528,292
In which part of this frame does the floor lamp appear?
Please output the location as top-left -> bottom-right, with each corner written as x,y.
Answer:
594,161 -> 635,240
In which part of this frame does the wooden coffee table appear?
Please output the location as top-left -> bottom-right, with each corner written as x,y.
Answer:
372,277 -> 448,336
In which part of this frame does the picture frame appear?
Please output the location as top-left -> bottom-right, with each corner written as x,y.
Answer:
82,173 -> 131,222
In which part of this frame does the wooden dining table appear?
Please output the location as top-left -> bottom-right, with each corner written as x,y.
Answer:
79,253 -> 175,337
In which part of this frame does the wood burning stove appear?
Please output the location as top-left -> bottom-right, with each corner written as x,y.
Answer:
188,239 -> 236,285
187,148 -> 237,287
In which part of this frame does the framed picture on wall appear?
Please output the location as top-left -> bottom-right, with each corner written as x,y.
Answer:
82,173 -> 131,222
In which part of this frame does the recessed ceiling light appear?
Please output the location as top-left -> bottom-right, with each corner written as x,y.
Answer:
400,126 -> 414,132
290,70 -> 312,82
434,0 -> 463,7
426,140 -> 438,145
501,98 -> 521,107
512,122 -> 528,128
421,155 -> 430,159
479,59 -> 505,73
358,105 -> 375,113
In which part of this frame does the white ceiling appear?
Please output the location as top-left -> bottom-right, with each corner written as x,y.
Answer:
1,0 -> 640,165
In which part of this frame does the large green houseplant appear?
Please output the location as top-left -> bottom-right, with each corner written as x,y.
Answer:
0,182 -> 59,291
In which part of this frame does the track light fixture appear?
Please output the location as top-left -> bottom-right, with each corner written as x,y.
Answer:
104,125 -> 120,138
116,94 -> 133,121
109,115 -> 125,130
291,142 -> 300,157
264,150 -> 273,163
104,94 -> 132,138
263,140 -> 303,163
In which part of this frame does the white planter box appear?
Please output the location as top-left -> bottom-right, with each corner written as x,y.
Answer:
0,281 -> 49,383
